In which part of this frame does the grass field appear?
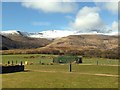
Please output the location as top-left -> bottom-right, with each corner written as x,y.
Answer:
1,54 -> 119,88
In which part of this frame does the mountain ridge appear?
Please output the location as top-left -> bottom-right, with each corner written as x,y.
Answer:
0,30 -> 118,39
0,34 -> 52,50
1,33 -> 118,59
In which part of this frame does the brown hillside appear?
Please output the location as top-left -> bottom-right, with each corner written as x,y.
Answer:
1,34 -> 52,49
1,35 -> 118,58
39,35 -> 118,53
36,35 -> 118,59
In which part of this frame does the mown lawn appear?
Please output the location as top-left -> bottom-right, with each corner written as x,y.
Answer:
2,68 -> 118,88
1,54 -> 119,88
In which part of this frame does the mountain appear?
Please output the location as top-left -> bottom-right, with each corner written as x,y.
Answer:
0,30 -> 75,39
42,35 -> 118,50
38,35 -> 118,57
0,32 -> 52,50
1,34 -> 118,58
0,30 -> 118,39
0,35 -> 17,50
0,30 -> 118,50
0,30 -> 20,35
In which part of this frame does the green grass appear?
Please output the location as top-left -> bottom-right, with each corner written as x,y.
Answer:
83,57 -> 119,65
2,71 -> 118,88
1,54 -> 119,88
25,64 -> 118,75
2,54 -> 55,65
2,54 -> 119,65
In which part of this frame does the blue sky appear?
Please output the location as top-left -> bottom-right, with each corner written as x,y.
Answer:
2,2 -> 118,33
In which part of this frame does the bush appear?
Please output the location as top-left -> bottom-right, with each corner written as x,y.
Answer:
53,55 -> 81,63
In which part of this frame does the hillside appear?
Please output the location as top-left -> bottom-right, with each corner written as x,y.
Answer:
0,35 -> 17,50
41,35 -> 118,50
0,34 -> 52,50
0,30 -> 75,39
1,34 -> 118,59
38,35 -> 118,58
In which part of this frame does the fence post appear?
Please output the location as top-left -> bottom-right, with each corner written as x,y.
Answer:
12,61 -> 13,66
21,61 -> 23,66
8,61 -> 10,65
69,61 -> 72,72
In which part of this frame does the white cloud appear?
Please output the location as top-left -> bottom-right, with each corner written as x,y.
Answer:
111,21 -> 118,31
109,21 -> 118,34
21,1 -> 78,13
102,21 -> 118,35
104,3 -> 118,14
70,6 -> 107,33
95,2 -> 118,14
93,0 -> 118,2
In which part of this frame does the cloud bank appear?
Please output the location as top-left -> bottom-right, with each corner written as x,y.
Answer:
70,6 -> 107,33
95,2 -> 118,14
22,1 -> 78,13
21,1 -> 118,35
